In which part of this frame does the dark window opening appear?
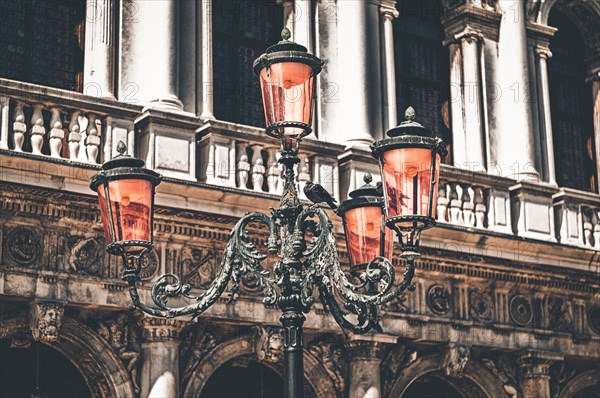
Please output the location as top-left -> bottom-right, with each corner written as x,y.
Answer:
0,0 -> 86,92
212,0 -> 283,127
394,0 -> 451,163
548,9 -> 596,192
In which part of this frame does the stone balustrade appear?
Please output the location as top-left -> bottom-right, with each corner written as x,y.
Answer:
0,78 -> 141,164
553,188 -> 600,249
435,164 -> 514,234
196,120 -> 343,201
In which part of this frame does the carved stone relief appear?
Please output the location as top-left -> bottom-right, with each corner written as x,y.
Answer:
138,249 -> 159,280
509,295 -> 533,327
307,337 -> 345,392
180,325 -> 218,387
30,302 -> 64,343
427,284 -> 451,315
481,354 -> 520,398
547,297 -> 573,333
68,237 -> 103,275
5,227 -> 42,266
255,326 -> 284,363
442,343 -> 470,378
469,289 -> 494,322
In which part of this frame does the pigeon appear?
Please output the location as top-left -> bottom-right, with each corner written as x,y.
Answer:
387,186 -> 410,212
303,181 -> 338,210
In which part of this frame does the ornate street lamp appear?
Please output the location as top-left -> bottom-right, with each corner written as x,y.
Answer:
91,30 -> 445,398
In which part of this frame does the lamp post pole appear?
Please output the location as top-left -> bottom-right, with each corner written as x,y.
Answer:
90,30 -> 446,398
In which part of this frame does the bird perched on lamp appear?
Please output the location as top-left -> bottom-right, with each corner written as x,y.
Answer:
303,181 -> 338,210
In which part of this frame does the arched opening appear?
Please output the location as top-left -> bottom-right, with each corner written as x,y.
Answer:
200,358 -> 284,398
573,385 -> 600,398
403,372 -> 463,398
0,341 -> 91,397
394,0 -> 452,163
548,9 -> 597,192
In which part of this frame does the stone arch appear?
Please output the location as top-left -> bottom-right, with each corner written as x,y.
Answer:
539,0 -> 600,54
0,314 -> 135,398
182,333 -> 338,398
558,369 -> 600,398
387,354 -> 506,398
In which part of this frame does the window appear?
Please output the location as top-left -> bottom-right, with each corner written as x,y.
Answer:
548,10 -> 596,192
393,0 -> 451,162
0,0 -> 85,91
213,0 -> 283,127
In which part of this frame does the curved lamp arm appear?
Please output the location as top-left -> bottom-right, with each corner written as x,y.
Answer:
122,211 -> 278,318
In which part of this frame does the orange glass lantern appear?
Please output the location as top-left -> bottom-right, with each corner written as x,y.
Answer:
338,174 -> 395,268
90,142 -> 161,258
254,28 -> 323,148
371,107 -> 447,234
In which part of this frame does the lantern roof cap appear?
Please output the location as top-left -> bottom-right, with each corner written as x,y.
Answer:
266,28 -> 308,53
101,141 -> 145,170
348,173 -> 382,199
386,106 -> 433,138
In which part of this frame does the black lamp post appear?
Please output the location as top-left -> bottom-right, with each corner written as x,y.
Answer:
90,29 -> 446,398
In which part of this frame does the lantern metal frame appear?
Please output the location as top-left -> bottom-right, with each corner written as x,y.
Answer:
92,32 -> 445,398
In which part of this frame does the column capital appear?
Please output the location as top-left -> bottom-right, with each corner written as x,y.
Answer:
444,27 -> 484,46
344,333 -> 398,361
141,317 -> 187,343
534,45 -> 553,59
518,350 -> 563,378
379,4 -> 399,19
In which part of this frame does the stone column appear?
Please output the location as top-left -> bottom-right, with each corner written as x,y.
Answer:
84,0 -> 116,99
591,72 -> 600,193
335,0 -> 374,148
489,0 -> 539,181
140,318 -> 186,398
345,334 -> 397,398
200,0 -> 215,120
518,351 -> 562,398
457,29 -> 486,171
380,4 -> 399,131
534,45 -> 557,185
448,42 -> 466,167
120,0 -> 183,111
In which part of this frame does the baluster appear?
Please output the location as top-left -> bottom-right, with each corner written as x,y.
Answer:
250,145 -> 265,192
12,103 -> 26,152
474,187 -> 487,228
298,156 -> 310,199
0,97 -> 8,150
237,153 -> 250,189
68,111 -> 81,161
436,183 -> 448,222
30,104 -> 45,155
49,108 -> 64,158
583,207 -> 593,247
594,209 -> 600,250
462,186 -> 475,227
449,183 -> 463,225
85,113 -> 100,163
266,148 -> 280,194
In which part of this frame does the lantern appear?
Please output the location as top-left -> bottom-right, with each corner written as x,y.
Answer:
371,107 -> 447,234
253,28 -> 323,149
338,174 -> 395,269
90,142 -> 161,258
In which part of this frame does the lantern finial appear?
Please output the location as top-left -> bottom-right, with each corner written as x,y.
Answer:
405,106 -> 415,121
116,141 -> 127,156
363,173 -> 373,184
281,27 -> 291,41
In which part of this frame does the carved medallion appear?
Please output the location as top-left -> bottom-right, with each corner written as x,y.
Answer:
509,295 -> 533,326
427,285 -> 450,315
139,249 -> 159,280
587,306 -> 600,335
469,289 -> 494,322
69,238 -> 102,275
5,227 -> 42,266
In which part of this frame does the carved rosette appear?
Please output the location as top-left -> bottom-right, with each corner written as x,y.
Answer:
29,301 -> 64,343
510,295 -> 533,327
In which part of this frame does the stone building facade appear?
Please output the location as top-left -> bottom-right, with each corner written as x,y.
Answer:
0,0 -> 599,397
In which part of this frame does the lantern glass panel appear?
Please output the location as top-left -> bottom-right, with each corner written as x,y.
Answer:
342,205 -> 395,267
260,62 -> 314,137
98,179 -> 154,256
381,147 -> 440,228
